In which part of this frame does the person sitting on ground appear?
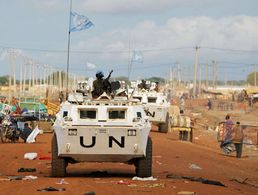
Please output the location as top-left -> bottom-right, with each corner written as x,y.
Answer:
20,123 -> 32,143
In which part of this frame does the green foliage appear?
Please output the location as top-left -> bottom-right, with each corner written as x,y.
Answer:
146,77 -> 165,84
0,76 -> 9,85
247,72 -> 258,86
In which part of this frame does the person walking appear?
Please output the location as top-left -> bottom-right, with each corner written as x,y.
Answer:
207,99 -> 212,110
179,110 -> 188,141
220,114 -> 234,154
232,121 -> 244,158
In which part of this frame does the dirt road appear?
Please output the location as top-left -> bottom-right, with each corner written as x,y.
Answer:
0,126 -> 257,195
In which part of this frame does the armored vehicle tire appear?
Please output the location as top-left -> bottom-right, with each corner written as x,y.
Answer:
158,113 -> 169,133
51,133 -> 67,177
135,137 -> 152,177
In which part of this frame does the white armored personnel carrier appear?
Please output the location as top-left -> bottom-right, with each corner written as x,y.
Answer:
132,89 -> 170,133
52,93 -> 152,177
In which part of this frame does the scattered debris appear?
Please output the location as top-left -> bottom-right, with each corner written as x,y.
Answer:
177,191 -> 196,195
23,175 -> 38,180
128,184 -> 138,187
136,190 -> 152,193
117,180 -> 131,185
166,174 -> 226,187
143,183 -> 165,188
8,176 -> 24,181
37,187 -> 65,192
84,191 -> 96,195
189,163 -> 202,170
230,178 -> 258,188
26,125 -> 41,143
24,153 -> 38,160
132,176 -> 157,181
17,168 -> 36,172
38,156 -> 51,160
56,178 -> 69,185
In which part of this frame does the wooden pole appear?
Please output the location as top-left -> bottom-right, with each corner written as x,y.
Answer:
254,64 -> 256,86
23,60 -> 27,93
215,61 -> 218,89
206,63 -> 208,88
20,57 -> 23,94
198,64 -> 202,94
193,46 -> 200,98
212,60 -> 215,89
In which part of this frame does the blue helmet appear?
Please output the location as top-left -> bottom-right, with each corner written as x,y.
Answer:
96,71 -> 104,79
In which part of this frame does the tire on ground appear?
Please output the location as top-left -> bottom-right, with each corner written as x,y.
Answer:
158,113 -> 169,133
51,133 -> 66,177
135,137 -> 152,177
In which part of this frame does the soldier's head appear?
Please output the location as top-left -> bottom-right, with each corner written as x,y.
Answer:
96,71 -> 104,79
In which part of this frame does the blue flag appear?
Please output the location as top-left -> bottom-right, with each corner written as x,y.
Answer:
70,11 -> 93,32
132,50 -> 143,63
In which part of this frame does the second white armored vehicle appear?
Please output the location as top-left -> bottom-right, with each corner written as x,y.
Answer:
52,93 -> 152,177
132,89 -> 170,133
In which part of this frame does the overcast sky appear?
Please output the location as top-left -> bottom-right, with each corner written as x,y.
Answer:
0,0 -> 258,81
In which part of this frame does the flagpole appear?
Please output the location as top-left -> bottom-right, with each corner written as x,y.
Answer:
66,0 -> 72,99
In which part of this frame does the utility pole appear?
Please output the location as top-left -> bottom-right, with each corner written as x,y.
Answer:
198,64 -> 202,95
182,65 -> 185,86
215,61 -> 218,89
206,63 -> 208,89
193,46 -> 200,98
254,64 -> 256,86
170,66 -> 172,89
23,60 -> 27,93
28,60 -> 31,93
224,72 -> 227,86
177,62 -> 181,86
212,60 -> 215,89
20,58 -> 23,94
13,56 -> 16,96
188,64 -> 191,86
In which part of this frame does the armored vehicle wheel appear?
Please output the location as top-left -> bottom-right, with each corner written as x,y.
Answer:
158,113 -> 169,133
0,129 -> 4,143
135,137 -> 152,177
52,133 -> 66,177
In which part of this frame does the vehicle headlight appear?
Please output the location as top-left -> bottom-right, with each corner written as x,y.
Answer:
128,129 -> 136,136
63,116 -> 73,122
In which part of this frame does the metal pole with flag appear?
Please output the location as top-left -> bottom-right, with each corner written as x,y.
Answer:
66,0 -> 72,99
66,0 -> 94,98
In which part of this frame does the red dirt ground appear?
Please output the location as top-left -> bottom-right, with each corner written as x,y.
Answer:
0,123 -> 257,195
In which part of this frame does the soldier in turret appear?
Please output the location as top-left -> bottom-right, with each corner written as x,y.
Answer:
92,70 -> 113,98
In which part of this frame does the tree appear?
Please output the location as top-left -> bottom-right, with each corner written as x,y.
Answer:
146,77 -> 165,84
0,76 -> 9,86
247,72 -> 258,86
